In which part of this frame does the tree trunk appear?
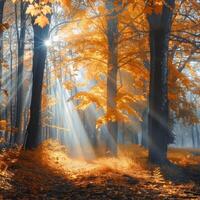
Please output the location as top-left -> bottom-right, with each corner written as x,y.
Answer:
106,0 -> 119,156
8,28 -> 13,144
121,122 -> 125,144
14,1 -> 27,144
191,126 -> 195,148
147,0 -> 175,164
0,0 -> 5,91
148,28 -> 170,163
24,17 -> 50,149
196,125 -> 200,148
141,108 -> 148,148
0,0 -> 5,140
181,126 -> 184,147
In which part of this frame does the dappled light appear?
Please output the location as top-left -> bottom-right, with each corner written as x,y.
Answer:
1,140 -> 200,199
0,0 -> 200,199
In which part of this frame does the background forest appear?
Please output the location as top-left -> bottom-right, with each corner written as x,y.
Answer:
0,0 -> 200,199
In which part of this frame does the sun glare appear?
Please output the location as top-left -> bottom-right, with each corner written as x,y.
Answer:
52,35 -> 60,42
44,39 -> 52,47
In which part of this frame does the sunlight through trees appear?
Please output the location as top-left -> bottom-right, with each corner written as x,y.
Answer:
0,0 -> 199,198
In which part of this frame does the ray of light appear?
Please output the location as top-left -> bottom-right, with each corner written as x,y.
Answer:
42,78 -> 97,160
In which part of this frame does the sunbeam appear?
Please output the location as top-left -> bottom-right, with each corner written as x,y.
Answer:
0,0 -> 200,199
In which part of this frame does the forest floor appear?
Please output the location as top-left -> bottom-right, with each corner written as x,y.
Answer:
0,140 -> 200,200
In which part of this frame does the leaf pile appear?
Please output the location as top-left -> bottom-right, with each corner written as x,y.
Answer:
0,141 -> 200,199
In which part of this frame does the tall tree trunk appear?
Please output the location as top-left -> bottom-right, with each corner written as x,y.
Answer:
106,0 -> 119,156
0,0 -> 5,140
0,0 -> 5,91
147,0 -> 175,164
8,28 -> 13,144
24,17 -> 50,149
14,1 -> 27,144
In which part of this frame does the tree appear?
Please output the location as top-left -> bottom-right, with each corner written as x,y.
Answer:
14,1 -> 27,144
0,0 -> 5,92
105,0 -> 120,155
147,0 -> 175,164
24,14 -> 51,149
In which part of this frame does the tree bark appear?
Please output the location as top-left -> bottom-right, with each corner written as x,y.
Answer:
196,125 -> 200,148
24,17 -> 50,149
0,0 -> 5,91
106,0 -> 119,156
191,126 -> 195,148
147,0 -> 175,164
14,1 -> 27,144
141,108 -> 148,148
0,0 -> 5,140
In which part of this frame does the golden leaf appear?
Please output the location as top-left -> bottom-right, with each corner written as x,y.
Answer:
34,15 -> 49,28
26,4 -> 40,16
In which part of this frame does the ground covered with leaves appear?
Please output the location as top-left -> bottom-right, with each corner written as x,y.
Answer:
0,140 -> 200,200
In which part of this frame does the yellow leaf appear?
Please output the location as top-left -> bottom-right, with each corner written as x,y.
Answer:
41,5 -> 52,15
26,4 -> 40,16
34,15 -> 49,28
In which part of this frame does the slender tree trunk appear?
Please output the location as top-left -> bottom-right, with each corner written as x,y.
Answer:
121,122 -> 125,144
0,0 -> 4,110
24,17 -> 50,149
0,0 -> 5,91
181,126 -> 184,147
131,131 -> 138,144
191,126 -> 195,148
0,0 -> 5,140
196,125 -> 200,148
14,1 -> 27,144
105,0 -> 119,156
141,108 -> 148,148
148,0 -> 175,164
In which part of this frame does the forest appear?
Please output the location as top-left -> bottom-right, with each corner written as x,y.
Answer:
0,0 -> 200,199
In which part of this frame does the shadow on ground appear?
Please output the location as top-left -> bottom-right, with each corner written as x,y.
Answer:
160,161 -> 200,184
1,144 -> 200,199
